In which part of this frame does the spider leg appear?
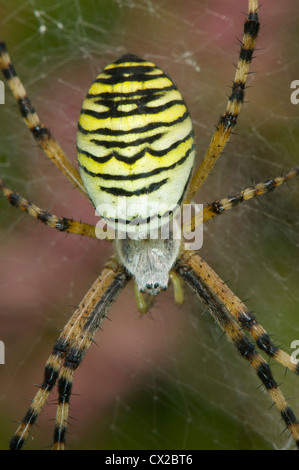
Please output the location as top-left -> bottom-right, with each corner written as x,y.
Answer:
9,262 -> 130,450
176,255 -> 299,448
180,252 -> 299,374
0,41 -> 86,196
183,167 -> 299,232
0,177 -> 98,238
52,266 -> 129,450
186,0 -> 260,202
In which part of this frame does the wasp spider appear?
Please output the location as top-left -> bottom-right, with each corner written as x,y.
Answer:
1,0 -> 299,450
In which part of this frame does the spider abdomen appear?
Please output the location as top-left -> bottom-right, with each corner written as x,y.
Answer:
77,54 -> 195,235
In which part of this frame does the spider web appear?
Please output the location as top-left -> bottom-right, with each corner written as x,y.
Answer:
0,0 -> 299,450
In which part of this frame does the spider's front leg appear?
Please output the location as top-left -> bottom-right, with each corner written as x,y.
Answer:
0,40 -> 86,195
186,0 -> 260,202
10,262 -> 130,450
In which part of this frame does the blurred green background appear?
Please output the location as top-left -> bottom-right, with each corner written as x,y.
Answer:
0,0 -> 298,450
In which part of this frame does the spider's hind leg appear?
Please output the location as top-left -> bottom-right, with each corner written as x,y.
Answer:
9,263 -> 129,450
177,254 -> 299,449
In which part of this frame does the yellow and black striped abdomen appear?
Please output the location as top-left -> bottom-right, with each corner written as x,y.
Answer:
77,54 -> 195,233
